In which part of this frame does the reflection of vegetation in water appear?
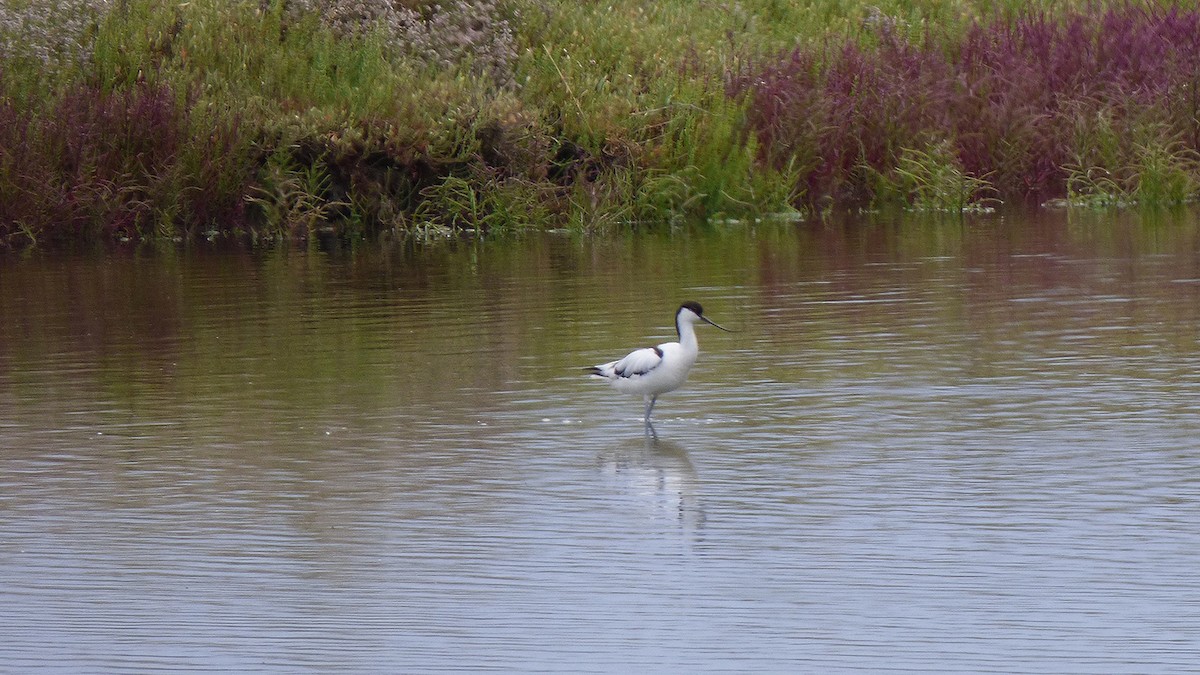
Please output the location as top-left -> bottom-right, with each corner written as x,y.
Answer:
4,212 -> 1199,415
4,2 -> 1200,247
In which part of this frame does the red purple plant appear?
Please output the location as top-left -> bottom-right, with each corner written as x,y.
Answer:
732,4 -> 1200,208
0,82 -> 251,248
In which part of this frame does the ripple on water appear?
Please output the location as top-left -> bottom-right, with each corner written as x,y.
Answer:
4,222 -> 1200,671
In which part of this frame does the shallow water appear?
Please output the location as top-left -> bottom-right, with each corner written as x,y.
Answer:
2,211 -> 1200,672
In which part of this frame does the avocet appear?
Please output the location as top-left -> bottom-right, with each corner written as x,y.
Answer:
587,301 -> 729,424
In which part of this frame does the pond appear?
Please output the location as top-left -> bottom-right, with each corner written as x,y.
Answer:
2,210 -> 1200,672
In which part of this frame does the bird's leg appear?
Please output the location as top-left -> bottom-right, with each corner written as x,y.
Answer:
643,395 -> 657,423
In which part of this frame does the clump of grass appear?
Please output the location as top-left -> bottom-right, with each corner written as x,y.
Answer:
889,140 -> 998,212
246,147 -> 346,238
414,174 -> 503,233
1061,165 -> 1131,208
1060,138 -> 1200,209
1134,139 -> 1200,205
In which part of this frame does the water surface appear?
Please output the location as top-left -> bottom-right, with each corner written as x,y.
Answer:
2,211 -> 1200,671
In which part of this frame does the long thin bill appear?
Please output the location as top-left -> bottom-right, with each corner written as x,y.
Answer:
703,316 -> 732,332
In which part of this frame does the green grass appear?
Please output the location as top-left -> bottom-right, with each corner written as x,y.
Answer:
0,0 -> 1190,248
888,140 -> 999,213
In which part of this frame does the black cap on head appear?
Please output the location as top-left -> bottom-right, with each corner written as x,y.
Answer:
679,301 -> 704,316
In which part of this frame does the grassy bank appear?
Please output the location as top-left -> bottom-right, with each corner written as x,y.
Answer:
0,0 -> 1195,248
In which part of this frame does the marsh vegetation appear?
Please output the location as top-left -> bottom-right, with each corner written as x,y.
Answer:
1,0 -> 1197,247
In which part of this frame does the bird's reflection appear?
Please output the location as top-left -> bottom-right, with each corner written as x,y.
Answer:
596,429 -> 706,535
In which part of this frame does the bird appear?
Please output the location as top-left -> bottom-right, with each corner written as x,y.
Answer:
587,301 -> 729,425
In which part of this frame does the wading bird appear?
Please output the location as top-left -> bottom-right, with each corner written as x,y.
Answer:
587,301 -> 729,424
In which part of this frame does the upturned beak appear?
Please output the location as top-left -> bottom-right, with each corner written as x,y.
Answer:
702,316 -> 732,332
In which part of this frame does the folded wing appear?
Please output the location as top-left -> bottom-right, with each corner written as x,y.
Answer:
590,346 -> 663,379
